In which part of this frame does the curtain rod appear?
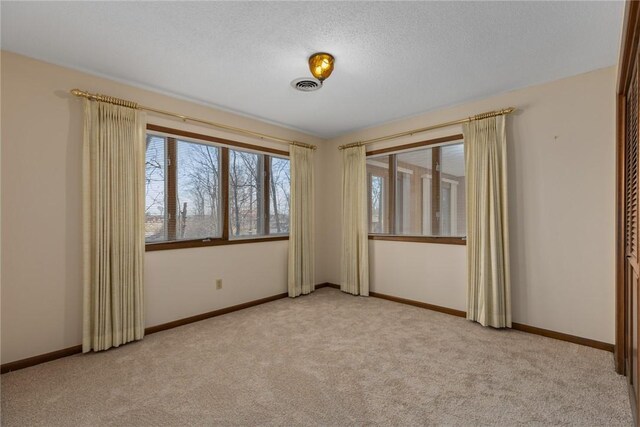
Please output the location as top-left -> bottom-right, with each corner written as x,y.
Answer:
338,107 -> 516,150
70,89 -> 317,150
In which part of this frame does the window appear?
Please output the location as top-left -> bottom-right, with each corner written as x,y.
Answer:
144,126 -> 290,249
269,156 -> 291,234
176,140 -> 222,240
366,155 -> 390,233
367,137 -> 465,241
229,149 -> 263,237
145,135 -> 222,243
145,136 -> 167,242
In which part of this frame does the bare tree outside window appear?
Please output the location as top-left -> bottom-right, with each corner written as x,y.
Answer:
270,157 -> 290,234
370,176 -> 384,233
229,149 -> 263,237
366,155 -> 390,234
144,130 -> 291,246
145,136 -> 166,241
176,140 -> 221,240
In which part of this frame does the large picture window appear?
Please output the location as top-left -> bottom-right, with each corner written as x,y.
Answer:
366,136 -> 465,242
144,126 -> 290,250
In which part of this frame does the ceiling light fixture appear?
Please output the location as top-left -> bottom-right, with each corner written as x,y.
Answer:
308,52 -> 335,83
291,52 -> 335,92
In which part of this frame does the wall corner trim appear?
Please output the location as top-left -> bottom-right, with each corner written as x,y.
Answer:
368,289 -> 614,353
2,288 -> 294,374
1,283 -> 612,374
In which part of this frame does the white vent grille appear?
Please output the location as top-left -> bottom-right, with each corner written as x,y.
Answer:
291,77 -> 322,92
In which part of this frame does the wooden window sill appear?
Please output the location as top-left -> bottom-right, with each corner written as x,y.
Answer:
368,235 -> 466,245
146,235 -> 289,252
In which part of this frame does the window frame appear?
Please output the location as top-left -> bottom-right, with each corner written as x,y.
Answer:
145,124 -> 290,252
367,134 -> 466,246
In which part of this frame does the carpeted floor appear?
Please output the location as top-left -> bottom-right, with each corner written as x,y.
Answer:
0,288 -> 632,426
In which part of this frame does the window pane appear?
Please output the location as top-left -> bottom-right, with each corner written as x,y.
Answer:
366,155 -> 390,233
229,149 -> 264,237
393,141 -> 465,237
395,149 -> 431,235
440,143 -> 465,236
176,140 -> 221,240
270,157 -> 290,234
145,136 -> 166,242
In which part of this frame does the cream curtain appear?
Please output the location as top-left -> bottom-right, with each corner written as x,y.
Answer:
341,145 -> 369,296
82,99 -> 146,352
463,115 -> 511,328
288,145 -> 315,297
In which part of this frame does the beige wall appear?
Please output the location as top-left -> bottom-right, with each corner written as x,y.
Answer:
319,66 -> 617,343
0,51 -> 324,364
0,50 -> 618,363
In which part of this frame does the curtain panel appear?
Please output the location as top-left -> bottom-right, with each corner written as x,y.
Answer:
82,99 -> 146,352
341,145 -> 369,296
288,145 -> 315,297
463,115 -> 511,328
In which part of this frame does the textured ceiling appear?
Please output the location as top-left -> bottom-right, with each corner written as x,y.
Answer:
1,1 -> 624,138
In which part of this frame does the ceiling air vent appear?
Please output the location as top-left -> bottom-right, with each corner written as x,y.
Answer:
291,77 -> 322,92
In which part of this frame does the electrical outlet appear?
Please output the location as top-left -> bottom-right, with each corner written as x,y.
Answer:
216,279 -> 222,290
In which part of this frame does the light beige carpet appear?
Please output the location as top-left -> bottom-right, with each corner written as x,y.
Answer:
1,288 -> 631,426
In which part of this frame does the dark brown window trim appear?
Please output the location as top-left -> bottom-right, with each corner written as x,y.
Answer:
368,235 -> 466,246
431,146 -> 441,233
166,137 -> 178,241
389,155 -> 397,234
145,125 -> 290,252
147,235 -> 289,252
147,124 -> 289,157
366,134 -> 463,157
221,147 -> 230,241
262,155 -> 270,236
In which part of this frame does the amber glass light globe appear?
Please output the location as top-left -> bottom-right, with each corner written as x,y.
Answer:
308,52 -> 335,82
